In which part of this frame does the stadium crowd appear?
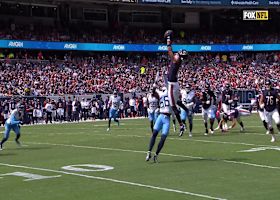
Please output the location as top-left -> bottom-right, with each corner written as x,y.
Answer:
0,23 -> 280,44
0,52 -> 279,97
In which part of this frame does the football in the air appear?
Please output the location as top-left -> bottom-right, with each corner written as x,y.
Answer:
164,30 -> 173,38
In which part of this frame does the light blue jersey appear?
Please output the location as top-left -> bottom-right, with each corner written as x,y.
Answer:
4,109 -> 22,139
153,90 -> 171,136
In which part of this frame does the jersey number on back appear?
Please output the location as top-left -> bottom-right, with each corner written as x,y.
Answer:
160,96 -> 169,108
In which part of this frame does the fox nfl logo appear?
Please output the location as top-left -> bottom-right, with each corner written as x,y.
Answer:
243,10 -> 269,21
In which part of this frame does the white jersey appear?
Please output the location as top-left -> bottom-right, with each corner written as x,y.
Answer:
143,96 -> 148,108
181,89 -> 195,109
6,109 -> 22,125
158,90 -> 171,114
45,103 -> 53,112
110,95 -> 121,110
81,100 -> 89,109
72,101 -> 77,112
119,101 -> 124,110
33,108 -> 42,118
147,94 -> 159,112
129,98 -> 136,107
91,106 -> 97,114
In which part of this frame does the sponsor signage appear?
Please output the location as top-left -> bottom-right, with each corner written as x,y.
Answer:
1,40 -> 280,52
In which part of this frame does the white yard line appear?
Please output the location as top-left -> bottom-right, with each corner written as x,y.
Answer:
115,134 -> 279,148
0,162 -> 226,200
24,141 -> 280,171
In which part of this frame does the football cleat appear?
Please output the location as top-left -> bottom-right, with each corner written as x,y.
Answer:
266,130 -> 270,135
153,154 -> 158,163
189,132 -> 192,137
204,129 -> 209,136
210,129 -> 214,135
271,135 -> 276,143
179,124 -> 185,137
107,128 -> 110,132
0,143 -> 3,151
145,152 -> 151,162
240,127 -> 245,132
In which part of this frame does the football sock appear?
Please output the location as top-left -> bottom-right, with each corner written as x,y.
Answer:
263,120 -> 268,130
108,118 -> 111,128
148,130 -> 158,152
239,121 -> 244,128
15,134 -> 21,141
150,121 -> 154,132
156,135 -> 167,155
189,121 -> 193,132
0,138 -> 8,146
210,119 -> 214,130
172,106 -> 182,125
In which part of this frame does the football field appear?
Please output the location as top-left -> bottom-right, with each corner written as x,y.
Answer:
1,114 -> 280,200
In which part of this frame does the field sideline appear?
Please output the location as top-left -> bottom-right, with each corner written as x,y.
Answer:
1,114 -> 280,200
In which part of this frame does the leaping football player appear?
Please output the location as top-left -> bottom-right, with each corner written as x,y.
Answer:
164,30 -> 190,136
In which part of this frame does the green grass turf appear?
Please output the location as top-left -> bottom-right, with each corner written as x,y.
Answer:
1,114 -> 280,200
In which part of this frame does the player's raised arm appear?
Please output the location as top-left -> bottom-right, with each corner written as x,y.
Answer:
164,30 -> 174,61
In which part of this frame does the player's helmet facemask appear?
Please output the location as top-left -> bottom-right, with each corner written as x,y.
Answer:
17,104 -> 25,112
225,84 -> 230,92
178,49 -> 187,60
265,80 -> 272,90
